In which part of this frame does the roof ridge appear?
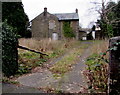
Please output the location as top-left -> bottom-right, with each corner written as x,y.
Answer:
53,13 -> 79,21
53,12 -> 77,15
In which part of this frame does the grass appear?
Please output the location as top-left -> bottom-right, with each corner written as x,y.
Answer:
19,38 -> 81,59
90,40 -> 109,57
19,38 -> 82,53
18,50 -> 48,74
49,43 -> 90,75
19,38 -> 65,52
49,52 -> 77,74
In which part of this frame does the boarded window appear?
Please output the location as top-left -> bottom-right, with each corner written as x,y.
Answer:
49,20 -> 56,30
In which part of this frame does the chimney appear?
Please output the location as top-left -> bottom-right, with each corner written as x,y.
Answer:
76,8 -> 78,13
44,7 -> 47,16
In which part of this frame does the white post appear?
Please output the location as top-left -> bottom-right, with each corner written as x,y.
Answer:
92,31 -> 95,39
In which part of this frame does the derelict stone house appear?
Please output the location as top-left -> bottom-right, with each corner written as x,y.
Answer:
31,7 -> 79,40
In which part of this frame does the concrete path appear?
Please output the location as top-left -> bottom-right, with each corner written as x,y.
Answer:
17,42 -> 92,93
2,83 -> 44,93
56,46 -> 92,93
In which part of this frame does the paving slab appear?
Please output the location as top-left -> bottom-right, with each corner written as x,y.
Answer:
2,83 -> 44,93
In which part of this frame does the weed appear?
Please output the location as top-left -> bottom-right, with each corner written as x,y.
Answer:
2,77 -> 19,84
18,50 -> 47,75
85,54 -> 108,93
52,73 -> 64,79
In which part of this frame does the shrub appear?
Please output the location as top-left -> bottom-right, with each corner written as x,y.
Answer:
2,22 -> 18,77
85,54 -> 108,92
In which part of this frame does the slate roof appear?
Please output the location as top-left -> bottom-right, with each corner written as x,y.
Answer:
54,13 -> 79,21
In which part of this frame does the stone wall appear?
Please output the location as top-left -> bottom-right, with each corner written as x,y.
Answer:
109,36 -> 120,94
31,12 -> 60,40
109,36 -> 120,80
71,21 -> 79,40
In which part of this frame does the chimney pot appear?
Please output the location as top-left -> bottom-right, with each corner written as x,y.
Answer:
44,7 -> 47,16
44,7 -> 47,12
76,8 -> 78,13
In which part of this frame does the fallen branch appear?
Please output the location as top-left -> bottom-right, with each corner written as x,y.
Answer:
18,45 -> 48,56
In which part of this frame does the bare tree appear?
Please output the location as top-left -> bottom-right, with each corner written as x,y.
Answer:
89,0 -> 120,37
91,0 -> 119,24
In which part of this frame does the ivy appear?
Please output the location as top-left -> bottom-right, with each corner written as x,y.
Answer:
63,21 -> 75,38
2,22 -> 18,77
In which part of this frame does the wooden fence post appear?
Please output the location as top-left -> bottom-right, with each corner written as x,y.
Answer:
109,36 -> 120,94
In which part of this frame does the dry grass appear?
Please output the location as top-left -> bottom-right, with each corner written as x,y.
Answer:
18,38 -> 81,54
91,40 -> 109,58
19,38 -> 63,52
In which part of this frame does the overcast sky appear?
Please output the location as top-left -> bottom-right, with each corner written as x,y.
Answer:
22,0 -> 118,28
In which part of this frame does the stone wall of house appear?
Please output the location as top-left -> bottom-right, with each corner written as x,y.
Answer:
31,8 -> 79,40
58,21 -> 63,39
31,12 -> 60,40
71,21 -> 79,40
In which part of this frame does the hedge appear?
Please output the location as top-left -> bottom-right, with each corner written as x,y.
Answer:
2,22 -> 18,77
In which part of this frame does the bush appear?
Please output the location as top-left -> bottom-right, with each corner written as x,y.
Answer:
85,54 -> 108,93
2,22 -> 18,77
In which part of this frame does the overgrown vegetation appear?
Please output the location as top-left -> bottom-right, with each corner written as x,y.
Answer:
18,51 -> 47,74
84,40 -> 109,93
2,22 -> 18,77
19,38 -> 64,52
49,48 -> 83,74
2,2 -> 30,78
85,54 -> 108,93
18,39 -> 95,77
63,21 -> 75,38
18,38 -> 82,56
18,38 -> 81,75
1,77 -> 19,84
49,43 -> 90,75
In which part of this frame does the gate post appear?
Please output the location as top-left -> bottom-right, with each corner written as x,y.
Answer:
109,36 -> 120,94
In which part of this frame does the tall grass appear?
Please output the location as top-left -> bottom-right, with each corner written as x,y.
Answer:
19,38 -> 80,52
90,40 -> 109,60
91,40 -> 109,55
19,38 -> 63,52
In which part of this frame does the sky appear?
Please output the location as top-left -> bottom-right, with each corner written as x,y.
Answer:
22,0 -> 118,28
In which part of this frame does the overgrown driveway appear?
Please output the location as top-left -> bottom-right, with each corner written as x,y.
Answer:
17,41 -> 93,93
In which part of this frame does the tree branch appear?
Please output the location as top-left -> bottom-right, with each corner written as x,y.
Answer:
18,45 -> 48,56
